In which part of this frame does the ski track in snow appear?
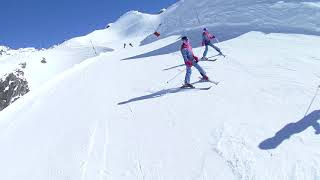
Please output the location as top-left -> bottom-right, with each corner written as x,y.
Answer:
80,120 -> 98,180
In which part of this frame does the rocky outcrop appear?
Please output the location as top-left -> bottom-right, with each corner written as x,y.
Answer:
0,69 -> 30,111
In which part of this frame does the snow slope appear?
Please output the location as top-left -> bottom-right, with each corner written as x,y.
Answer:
143,0 -> 320,45
1,32 -> 320,179
1,0 -> 320,179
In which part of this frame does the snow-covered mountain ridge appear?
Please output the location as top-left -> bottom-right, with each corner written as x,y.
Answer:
144,0 -> 320,44
64,11 -> 160,49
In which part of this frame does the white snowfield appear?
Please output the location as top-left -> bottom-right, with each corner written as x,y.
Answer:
0,43 -> 112,89
1,0 -> 320,179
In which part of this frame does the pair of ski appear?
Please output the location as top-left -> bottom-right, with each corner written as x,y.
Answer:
201,58 -> 218,62
197,53 -> 226,63
207,53 -> 226,59
180,78 -> 219,90
178,53 -> 225,90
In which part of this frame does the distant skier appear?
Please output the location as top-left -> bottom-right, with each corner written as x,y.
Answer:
0,49 -> 5,55
41,57 -> 47,64
124,43 -> 127,48
201,28 -> 224,59
180,36 -> 209,88
129,43 -> 133,47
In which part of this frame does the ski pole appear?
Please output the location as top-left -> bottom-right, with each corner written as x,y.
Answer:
166,69 -> 185,84
90,40 -> 98,56
215,37 -> 220,43
304,85 -> 320,117
193,8 -> 201,25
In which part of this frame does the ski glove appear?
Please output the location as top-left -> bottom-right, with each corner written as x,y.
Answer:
193,55 -> 199,63
185,60 -> 193,67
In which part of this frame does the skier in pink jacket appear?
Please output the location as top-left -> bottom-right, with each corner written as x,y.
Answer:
180,36 -> 209,88
202,28 -> 224,59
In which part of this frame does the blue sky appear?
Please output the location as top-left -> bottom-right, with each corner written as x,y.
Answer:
0,0 -> 177,49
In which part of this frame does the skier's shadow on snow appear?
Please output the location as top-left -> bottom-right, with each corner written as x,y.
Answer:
123,25 -> 320,61
121,41 -> 181,61
118,87 -> 185,105
118,81 -> 206,105
259,110 -> 320,150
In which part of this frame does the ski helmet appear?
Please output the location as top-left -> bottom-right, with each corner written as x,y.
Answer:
181,36 -> 188,41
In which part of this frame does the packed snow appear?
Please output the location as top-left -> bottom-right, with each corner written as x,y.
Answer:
0,0 -> 320,179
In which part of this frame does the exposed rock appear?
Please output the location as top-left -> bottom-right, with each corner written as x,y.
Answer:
0,69 -> 30,111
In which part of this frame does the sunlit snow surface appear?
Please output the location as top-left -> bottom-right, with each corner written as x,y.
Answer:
0,0 -> 320,179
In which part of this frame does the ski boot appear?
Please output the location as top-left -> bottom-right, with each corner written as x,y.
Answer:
181,83 -> 195,89
200,74 -> 210,82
